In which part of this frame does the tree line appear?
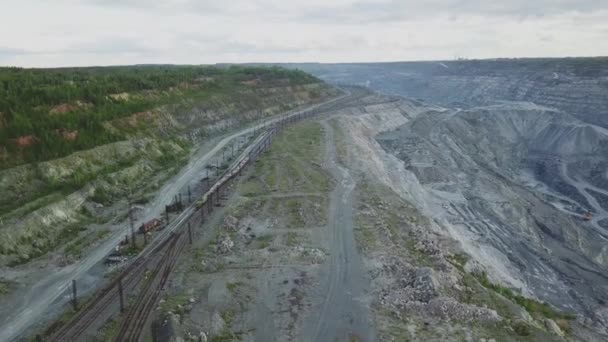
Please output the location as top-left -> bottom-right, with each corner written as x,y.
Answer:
0,65 -> 318,168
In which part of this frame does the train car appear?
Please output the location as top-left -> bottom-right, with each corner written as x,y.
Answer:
139,218 -> 161,233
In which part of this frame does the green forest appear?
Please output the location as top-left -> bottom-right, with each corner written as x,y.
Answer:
0,65 -> 317,168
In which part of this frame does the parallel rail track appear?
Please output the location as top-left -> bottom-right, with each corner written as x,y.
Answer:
48,129 -> 279,342
49,235 -> 177,341
47,89 -> 360,341
113,233 -> 184,341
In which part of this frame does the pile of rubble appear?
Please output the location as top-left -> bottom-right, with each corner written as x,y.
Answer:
377,260 -> 501,323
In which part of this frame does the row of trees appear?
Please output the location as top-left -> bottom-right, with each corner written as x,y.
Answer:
0,65 -> 319,168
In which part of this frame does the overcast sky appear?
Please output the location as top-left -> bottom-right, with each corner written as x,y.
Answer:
1,0 -> 607,67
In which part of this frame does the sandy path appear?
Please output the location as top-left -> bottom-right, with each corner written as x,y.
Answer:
302,120 -> 375,342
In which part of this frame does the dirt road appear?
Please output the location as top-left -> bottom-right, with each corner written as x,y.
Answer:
560,162 -> 608,236
302,120 -> 375,342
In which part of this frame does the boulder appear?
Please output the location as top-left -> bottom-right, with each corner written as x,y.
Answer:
210,311 -> 226,337
217,235 -> 234,254
413,267 -> 440,302
544,318 -> 565,337
151,312 -> 185,342
223,216 -> 239,232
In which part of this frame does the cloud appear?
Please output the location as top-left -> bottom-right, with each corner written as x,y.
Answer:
0,0 -> 606,67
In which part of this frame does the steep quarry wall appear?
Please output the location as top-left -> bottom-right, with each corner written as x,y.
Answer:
330,91 -> 608,337
0,82 -> 338,266
287,59 -> 608,128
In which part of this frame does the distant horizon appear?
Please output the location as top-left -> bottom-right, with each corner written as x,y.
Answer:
2,55 -> 607,69
1,1 -> 607,68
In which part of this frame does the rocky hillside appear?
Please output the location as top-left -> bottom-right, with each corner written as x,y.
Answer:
283,58 -> 608,128
282,60 -> 608,339
0,65 -> 339,266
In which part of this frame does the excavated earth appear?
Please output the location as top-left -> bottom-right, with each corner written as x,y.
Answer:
158,82 -> 608,341
273,59 -> 608,340
293,61 -> 608,315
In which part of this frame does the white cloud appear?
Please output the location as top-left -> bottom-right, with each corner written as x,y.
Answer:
0,0 -> 606,67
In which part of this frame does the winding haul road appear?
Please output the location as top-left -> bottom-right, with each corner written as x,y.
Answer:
0,94 -> 348,342
559,162 -> 608,235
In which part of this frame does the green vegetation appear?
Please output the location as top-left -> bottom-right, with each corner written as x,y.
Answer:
0,280 -> 10,296
226,281 -> 244,295
0,65 -> 319,168
159,293 -> 191,315
512,320 -> 532,336
355,180 -> 430,263
230,122 -> 331,230
286,232 -> 299,247
256,235 -> 273,249
0,149 -> 138,218
446,253 -> 469,273
474,271 -> 575,321
5,221 -> 89,266
239,122 -> 332,196
209,310 -> 242,342
99,316 -> 121,341
329,118 -> 349,165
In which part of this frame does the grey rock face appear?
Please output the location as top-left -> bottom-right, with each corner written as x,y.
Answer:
375,99 -> 608,320
291,59 -> 608,335
544,318 -> 565,337
209,311 -> 226,337
412,267 -> 440,302
152,313 -> 185,342
288,58 -> 608,128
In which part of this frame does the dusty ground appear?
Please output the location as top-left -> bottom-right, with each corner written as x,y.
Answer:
160,123 -> 352,341
146,90 -> 607,342
158,106 -> 530,342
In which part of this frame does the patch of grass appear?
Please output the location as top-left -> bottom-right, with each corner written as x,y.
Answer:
160,294 -> 191,315
192,245 -> 210,259
91,186 -> 113,205
286,198 -> 305,227
221,309 -> 236,327
99,316 -> 121,341
0,191 -> 63,222
354,216 -> 377,252
210,331 -> 242,342
475,272 -> 575,321
122,241 -> 145,256
460,272 -> 514,319
239,177 -> 265,197
0,280 -> 10,296
330,118 -> 349,165
286,232 -> 298,247
403,238 -> 433,266
256,235 -> 273,249
512,320 -> 532,336
226,281 -> 244,295
245,121 -> 332,195
446,253 -> 470,272
7,221 -> 89,266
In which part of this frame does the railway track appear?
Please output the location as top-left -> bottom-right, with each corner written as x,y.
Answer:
113,233 -> 184,341
49,235 -> 177,341
45,89 -> 359,342
47,130 -> 276,342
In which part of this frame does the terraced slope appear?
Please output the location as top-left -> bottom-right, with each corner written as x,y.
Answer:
284,58 -> 608,128
0,66 -> 338,267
